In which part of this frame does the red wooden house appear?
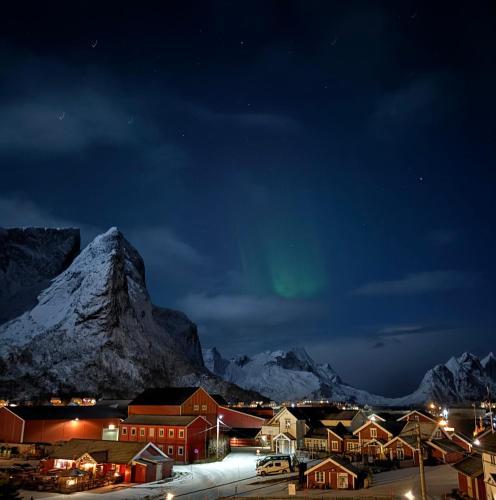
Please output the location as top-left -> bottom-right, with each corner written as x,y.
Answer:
353,420 -> 405,460
0,405 -> 124,444
452,454 -> 485,499
397,410 -> 438,424
119,414 -> 210,463
305,456 -> 362,490
428,438 -> 466,463
383,435 -> 419,464
124,387 -> 266,461
43,439 -> 172,483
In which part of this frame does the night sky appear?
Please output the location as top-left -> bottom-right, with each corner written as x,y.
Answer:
1,1 -> 495,396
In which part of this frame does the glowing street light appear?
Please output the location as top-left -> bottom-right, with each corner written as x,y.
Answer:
166,493 -> 174,500
474,439 -> 481,446
405,491 -> 415,500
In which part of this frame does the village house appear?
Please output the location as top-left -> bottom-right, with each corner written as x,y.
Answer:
42,439 -> 172,483
397,409 -> 439,424
260,406 -> 365,454
474,432 -> 496,499
451,454 -> 485,500
0,405 -> 125,444
124,386 -> 266,461
353,419 -> 405,461
304,456 -> 363,490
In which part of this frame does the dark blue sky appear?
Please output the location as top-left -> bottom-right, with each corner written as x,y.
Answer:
1,1 -> 495,396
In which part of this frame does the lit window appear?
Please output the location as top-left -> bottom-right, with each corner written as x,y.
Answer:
370,428 -> 377,438
315,471 -> 325,483
178,446 -> 184,455
140,428 -> 145,437
201,404 -> 207,411
168,429 -> 174,438
149,428 -> 155,437
338,473 -> 348,489
194,404 -> 199,411
179,429 -> 185,438
159,428 -> 164,437
332,441 -> 339,451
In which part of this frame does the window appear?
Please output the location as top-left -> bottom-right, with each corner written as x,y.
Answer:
194,404 -> 199,411
434,429 -> 442,439
121,427 -> 127,436
370,428 -> 377,438
331,440 -> 339,451
168,445 -> 174,455
347,442 -> 360,451
168,429 -> 175,438
315,471 -> 325,483
338,473 -> 348,489
140,428 -> 145,437
285,419 -> 291,429
201,404 -> 207,411
149,428 -> 155,437
131,427 -> 136,436
159,428 -> 164,437
179,429 -> 185,438
178,446 -> 184,456
397,448 -> 404,460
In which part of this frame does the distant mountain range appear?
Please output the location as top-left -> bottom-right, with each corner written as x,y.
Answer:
204,346 -> 496,406
1,226 -> 494,406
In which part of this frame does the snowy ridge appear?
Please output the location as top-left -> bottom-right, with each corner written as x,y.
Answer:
204,347 -> 496,405
0,228 -> 260,402
203,346 -> 390,404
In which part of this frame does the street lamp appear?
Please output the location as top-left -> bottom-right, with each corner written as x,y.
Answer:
217,415 -> 224,459
166,493 -> 174,500
405,491 -> 414,500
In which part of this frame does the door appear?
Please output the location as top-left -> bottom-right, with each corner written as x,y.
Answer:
156,463 -> 163,481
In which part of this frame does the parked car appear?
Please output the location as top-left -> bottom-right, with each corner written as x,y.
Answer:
256,459 -> 291,476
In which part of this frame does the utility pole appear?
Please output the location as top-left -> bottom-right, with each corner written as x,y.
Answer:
216,415 -> 223,459
416,420 -> 427,500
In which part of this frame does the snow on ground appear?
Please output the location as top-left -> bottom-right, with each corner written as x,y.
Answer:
19,452 -> 458,500
20,448 -> 262,500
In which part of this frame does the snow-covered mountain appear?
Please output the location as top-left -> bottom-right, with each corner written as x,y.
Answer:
203,346 -> 391,405
0,227 -> 259,402
0,227 -> 80,324
396,352 -> 496,405
204,347 -> 496,405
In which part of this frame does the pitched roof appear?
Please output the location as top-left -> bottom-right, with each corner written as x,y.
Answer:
327,422 -> 350,439
48,439 -> 171,464
451,454 -> 483,477
129,387 -> 200,406
354,419 -> 405,437
428,438 -> 465,454
397,410 -> 437,423
5,405 -> 125,421
305,427 -> 328,439
122,414 -> 205,426
384,435 -> 417,450
475,432 -> 496,453
283,406 -> 342,422
305,455 -> 361,477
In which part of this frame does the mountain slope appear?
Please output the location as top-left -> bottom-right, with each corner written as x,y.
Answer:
203,346 -> 390,405
204,347 -> 496,405
0,228 -> 259,402
0,227 -> 80,324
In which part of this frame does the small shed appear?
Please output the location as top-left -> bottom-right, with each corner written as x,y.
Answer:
45,439 -> 172,483
304,455 -> 362,490
452,454 -> 485,500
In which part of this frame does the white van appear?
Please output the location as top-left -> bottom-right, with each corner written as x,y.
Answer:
256,459 -> 290,476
